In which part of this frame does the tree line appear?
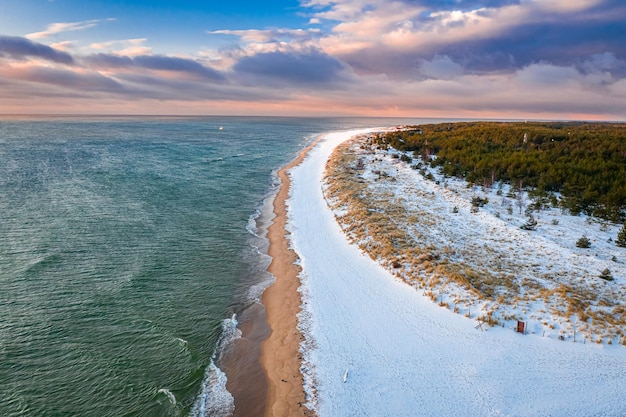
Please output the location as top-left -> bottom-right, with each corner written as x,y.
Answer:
375,122 -> 626,222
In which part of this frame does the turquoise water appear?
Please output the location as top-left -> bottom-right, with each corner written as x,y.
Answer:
0,116 -> 423,416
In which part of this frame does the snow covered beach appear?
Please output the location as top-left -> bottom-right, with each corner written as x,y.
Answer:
286,129 -> 626,417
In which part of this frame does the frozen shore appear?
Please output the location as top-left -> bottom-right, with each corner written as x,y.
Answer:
287,129 -> 626,417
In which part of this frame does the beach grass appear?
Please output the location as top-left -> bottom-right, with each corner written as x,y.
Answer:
322,135 -> 626,344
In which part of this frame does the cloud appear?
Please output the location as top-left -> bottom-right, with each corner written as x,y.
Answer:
418,55 -> 464,80
84,53 -> 226,82
25,18 -> 116,40
0,35 -> 74,64
297,0 -> 626,79
210,28 -> 321,44
89,38 -> 152,56
0,65 -> 125,93
2,0 -> 626,119
232,48 -> 352,87
49,40 -> 78,52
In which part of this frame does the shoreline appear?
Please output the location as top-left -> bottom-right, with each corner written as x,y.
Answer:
259,140 -> 319,417
287,128 -> 626,416
224,124 -> 626,416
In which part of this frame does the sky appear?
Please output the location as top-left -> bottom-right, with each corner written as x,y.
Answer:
1,0 -> 626,119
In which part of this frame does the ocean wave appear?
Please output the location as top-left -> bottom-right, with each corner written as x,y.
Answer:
156,388 -> 177,406
189,315 -> 240,417
242,188 -> 279,302
245,207 -> 262,238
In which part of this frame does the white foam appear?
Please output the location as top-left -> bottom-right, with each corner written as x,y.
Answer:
157,388 -> 177,406
243,187 -> 280,302
189,315 -> 241,417
245,207 -> 262,238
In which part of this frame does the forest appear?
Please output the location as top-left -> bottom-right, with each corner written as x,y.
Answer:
375,122 -> 626,222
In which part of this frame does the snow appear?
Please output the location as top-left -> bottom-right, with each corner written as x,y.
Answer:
287,129 -> 626,417
326,133 -> 626,343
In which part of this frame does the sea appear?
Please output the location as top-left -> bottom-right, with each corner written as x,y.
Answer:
0,116 -> 424,417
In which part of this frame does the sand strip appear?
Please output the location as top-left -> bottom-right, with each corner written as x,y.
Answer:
260,140 -> 318,417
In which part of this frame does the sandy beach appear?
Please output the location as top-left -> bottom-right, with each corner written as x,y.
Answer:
252,127 -> 626,416
283,129 -> 626,417
259,141 -> 318,417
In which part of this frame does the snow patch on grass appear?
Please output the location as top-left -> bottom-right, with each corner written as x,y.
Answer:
324,134 -> 626,345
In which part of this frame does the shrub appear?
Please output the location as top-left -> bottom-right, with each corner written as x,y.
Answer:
471,196 -> 489,207
599,268 -> 614,281
576,235 -> 591,248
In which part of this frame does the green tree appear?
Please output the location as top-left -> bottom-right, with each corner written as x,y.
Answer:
617,223 -> 626,248
576,235 -> 591,248
378,122 -> 626,222
520,215 -> 537,231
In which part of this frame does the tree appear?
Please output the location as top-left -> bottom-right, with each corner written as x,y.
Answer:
576,235 -> 591,248
520,215 -> 537,231
617,223 -> 626,248
516,189 -> 526,214
377,122 -> 626,222
471,196 -> 488,207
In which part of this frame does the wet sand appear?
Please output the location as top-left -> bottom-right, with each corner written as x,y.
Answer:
220,140 -> 317,417
260,141 -> 318,417
221,301 -> 269,417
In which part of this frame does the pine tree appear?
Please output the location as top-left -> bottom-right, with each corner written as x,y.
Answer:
520,215 -> 537,231
617,223 -> 626,248
576,235 -> 591,248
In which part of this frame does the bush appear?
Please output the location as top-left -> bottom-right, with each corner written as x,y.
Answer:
471,196 -> 489,207
599,268 -> 614,281
576,235 -> 591,248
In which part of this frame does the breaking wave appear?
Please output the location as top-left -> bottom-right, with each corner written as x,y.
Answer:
189,315 -> 241,417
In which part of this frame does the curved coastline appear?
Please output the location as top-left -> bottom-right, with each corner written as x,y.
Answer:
285,127 -> 626,417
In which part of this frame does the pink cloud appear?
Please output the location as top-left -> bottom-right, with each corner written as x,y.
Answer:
25,18 -> 116,40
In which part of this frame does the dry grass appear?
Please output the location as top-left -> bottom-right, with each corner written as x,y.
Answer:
322,135 -> 626,345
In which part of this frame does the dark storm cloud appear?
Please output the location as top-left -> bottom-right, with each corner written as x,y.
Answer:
0,35 -> 74,64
